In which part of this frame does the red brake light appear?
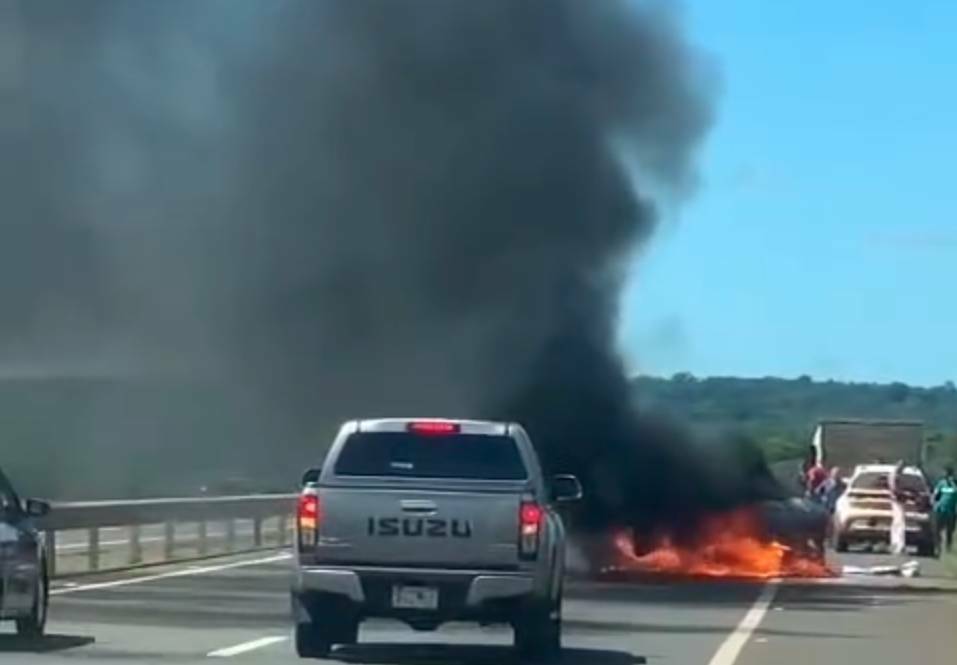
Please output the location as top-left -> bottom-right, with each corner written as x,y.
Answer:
521,503 -> 543,526
299,494 -> 319,519
518,501 -> 543,560
298,493 -> 320,548
407,421 -> 460,435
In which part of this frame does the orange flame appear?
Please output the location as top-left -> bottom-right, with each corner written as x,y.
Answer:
610,507 -> 834,579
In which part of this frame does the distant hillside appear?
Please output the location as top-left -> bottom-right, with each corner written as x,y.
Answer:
0,377 -> 297,499
630,375 -> 957,467
4,374 -> 957,499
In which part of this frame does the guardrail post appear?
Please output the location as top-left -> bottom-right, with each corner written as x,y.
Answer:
198,520 -> 208,557
45,530 -> 57,578
277,514 -> 288,547
164,522 -> 175,560
226,519 -> 236,552
88,527 -> 100,571
129,525 -> 142,564
253,517 -> 263,548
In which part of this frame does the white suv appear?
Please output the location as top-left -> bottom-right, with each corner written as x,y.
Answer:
832,464 -> 936,556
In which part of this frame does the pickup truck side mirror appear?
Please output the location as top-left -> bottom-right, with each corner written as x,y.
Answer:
551,474 -> 583,503
23,499 -> 50,518
301,468 -> 321,487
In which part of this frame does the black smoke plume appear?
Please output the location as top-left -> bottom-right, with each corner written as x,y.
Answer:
1,1 -> 775,527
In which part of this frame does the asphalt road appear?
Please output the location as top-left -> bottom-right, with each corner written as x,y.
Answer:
1,549 -> 955,664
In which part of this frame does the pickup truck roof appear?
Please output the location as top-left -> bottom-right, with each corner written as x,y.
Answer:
317,418 -> 544,492
353,418 -> 511,436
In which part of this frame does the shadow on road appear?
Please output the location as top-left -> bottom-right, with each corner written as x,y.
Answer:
568,579 -> 765,607
333,643 -> 645,665
570,577 -> 957,613
564,617 -> 858,640
0,633 -> 95,653
774,583 -> 957,613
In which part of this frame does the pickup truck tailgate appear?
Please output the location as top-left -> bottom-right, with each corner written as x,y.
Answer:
318,487 -> 521,569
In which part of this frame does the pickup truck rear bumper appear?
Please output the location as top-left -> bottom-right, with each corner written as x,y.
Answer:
292,565 -> 543,626
294,565 -> 535,606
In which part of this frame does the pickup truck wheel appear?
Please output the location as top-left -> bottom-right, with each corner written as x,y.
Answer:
16,567 -> 48,638
337,619 -> 359,646
514,601 -> 561,661
833,531 -> 848,553
295,623 -> 331,659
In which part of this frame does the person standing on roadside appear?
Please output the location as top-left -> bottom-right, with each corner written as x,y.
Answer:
800,445 -> 827,500
932,466 -> 957,552
817,466 -> 846,514
888,461 -> 908,555
805,461 -> 828,500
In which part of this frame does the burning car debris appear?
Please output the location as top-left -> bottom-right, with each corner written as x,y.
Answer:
573,500 -> 834,581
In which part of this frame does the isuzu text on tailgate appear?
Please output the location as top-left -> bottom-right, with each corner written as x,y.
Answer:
291,418 -> 582,660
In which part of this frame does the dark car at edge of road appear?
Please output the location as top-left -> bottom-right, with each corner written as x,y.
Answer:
0,466 -> 51,637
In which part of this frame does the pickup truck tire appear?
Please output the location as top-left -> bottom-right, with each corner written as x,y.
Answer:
337,620 -> 359,646
295,623 -> 331,659
513,599 -> 561,661
295,618 -> 359,659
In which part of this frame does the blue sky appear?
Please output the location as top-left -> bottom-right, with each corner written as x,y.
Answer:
618,0 -> 957,387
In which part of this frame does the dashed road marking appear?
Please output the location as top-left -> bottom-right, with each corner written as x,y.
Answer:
706,579 -> 780,665
208,635 -> 289,657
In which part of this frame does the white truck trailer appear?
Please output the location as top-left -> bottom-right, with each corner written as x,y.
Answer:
811,419 -> 924,471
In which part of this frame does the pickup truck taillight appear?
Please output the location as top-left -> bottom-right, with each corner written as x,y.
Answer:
298,492 -> 320,549
519,501 -> 543,560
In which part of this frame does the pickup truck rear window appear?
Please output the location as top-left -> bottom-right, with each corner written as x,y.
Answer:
334,432 -> 527,480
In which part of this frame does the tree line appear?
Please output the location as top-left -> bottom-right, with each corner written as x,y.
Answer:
631,374 -> 957,468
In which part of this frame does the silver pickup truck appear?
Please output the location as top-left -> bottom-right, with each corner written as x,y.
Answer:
292,418 -> 582,659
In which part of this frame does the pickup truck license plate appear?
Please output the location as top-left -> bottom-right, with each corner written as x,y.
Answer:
391,585 -> 439,610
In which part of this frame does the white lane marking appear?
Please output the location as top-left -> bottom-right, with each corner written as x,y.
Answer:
208,636 -> 289,658
50,552 -> 291,595
706,580 -> 779,665
208,635 -> 289,658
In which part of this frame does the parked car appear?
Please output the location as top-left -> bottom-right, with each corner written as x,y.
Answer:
0,466 -> 51,636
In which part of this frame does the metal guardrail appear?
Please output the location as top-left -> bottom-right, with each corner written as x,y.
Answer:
37,494 -> 296,577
